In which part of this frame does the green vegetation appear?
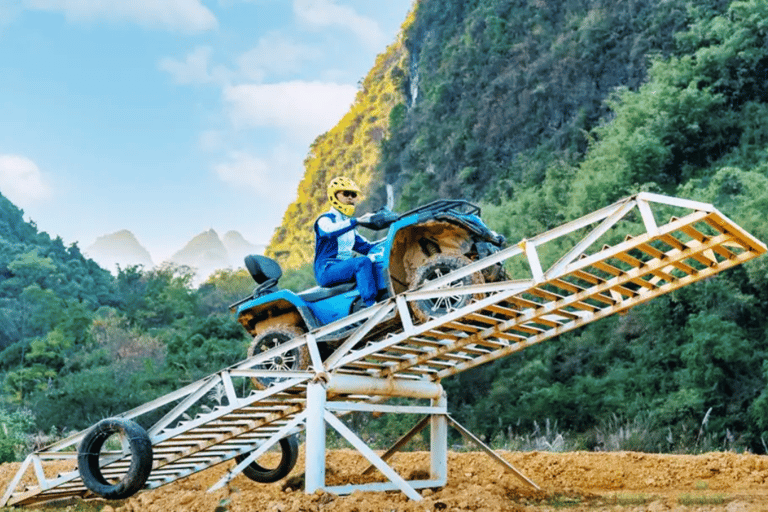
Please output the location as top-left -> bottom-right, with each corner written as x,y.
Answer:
0,196 -> 254,460
265,9 -> 414,269
0,501 -> 107,512
430,0 -> 768,454
3,0 -> 768,464
678,493 -> 729,506
607,493 -> 654,506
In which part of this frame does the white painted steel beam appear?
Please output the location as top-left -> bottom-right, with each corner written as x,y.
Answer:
636,191 -> 715,212
304,381 -> 327,495
208,412 -> 308,492
430,393 -> 448,483
636,196 -> 659,236
324,302 -> 396,368
546,199 -> 637,279
326,373 -> 442,399
326,401 -> 444,415
447,416 -> 539,490
324,411 -> 423,501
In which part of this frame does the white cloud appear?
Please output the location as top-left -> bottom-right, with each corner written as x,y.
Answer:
199,130 -> 226,152
293,0 -> 386,49
218,0 -> 281,5
161,35 -> 322,86
22,0 -> 218,32
223,81 -> 357,138
214,147 -> 303,197
214,151 -> 270,191
0,3 -> 22,29
0,155 -> 53,206
236,32 -> 322,82
159,46 -> 232,85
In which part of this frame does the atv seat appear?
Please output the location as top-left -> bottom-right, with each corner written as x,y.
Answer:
245,254 -> 281,284
298,282 -> 356,303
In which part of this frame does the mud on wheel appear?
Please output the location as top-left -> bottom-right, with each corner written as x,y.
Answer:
234,435 -> 299,483
409,253 -> 485,323
77,418 -> 153,500
247,324 -> 310,390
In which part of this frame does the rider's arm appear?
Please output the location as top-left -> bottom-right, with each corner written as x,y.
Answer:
316,215 -> 358,238
353,234 -> 374,255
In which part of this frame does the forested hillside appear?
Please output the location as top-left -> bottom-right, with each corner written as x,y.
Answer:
2,0 -> 768,463
0,193 -> 259,461
265,11 -> 414,269
408,0 -> 768,453
266,0 -> 768,452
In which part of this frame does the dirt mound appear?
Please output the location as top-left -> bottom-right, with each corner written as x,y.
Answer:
3,450 -> 768,511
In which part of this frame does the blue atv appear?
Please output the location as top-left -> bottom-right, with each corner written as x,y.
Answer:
230,200 -> 506,389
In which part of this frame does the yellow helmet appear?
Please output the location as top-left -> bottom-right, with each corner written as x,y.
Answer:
327,176 -> 362,216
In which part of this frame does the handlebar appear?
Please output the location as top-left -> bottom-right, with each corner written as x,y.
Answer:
356,209 -> 400,230
356,199 -> 483,231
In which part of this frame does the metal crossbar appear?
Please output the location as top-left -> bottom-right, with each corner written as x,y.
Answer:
3,193 -> 765,507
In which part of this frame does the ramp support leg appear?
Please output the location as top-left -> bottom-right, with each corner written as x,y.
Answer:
430,392 -> 448,482
305,381 -> 327,494
447,415 -> 540,490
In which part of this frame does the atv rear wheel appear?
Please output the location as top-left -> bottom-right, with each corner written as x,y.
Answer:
247,325 -> 310,390
409,253 -> 484,323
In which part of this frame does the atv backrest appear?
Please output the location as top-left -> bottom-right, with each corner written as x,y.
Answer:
245,254 -> 282,284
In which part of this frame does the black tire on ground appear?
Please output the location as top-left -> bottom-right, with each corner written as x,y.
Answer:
77,418 -> 153,500
247,324 -> 310,390
234,435 -> 299,483
409,253 -> 485,323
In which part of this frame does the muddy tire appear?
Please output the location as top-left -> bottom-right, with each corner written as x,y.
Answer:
234,435 -> 299,483
247,324 -> 310,390
410,253 -> 484,323
77,418 -> 153,500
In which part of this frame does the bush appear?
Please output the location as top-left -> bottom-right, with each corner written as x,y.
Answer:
0,407 -> 35,462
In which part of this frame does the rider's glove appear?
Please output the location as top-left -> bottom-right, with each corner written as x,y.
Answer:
357,212 -> 374,224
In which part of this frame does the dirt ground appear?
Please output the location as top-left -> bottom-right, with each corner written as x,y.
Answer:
3,449 -> 768,511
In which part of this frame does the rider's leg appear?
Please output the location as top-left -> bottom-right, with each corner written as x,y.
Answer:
353,258 -> 376,306
372,260 -> 390,301
317,257 -> 377,306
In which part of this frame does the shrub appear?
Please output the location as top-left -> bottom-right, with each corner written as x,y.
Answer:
0,407 -> 35,462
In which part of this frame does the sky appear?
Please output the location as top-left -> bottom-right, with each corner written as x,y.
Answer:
0,0 -> 413,264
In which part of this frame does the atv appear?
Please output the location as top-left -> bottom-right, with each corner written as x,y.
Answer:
230,200 -> 506,389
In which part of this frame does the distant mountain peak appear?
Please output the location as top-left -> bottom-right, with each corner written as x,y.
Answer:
168,229 -> 263,283
172,230 -> 227,264
87,227 -> 264,282
86,230 -> 153,271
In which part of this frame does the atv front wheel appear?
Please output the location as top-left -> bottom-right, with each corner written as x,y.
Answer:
409,253 -> 484,323
247,325 -> 310,390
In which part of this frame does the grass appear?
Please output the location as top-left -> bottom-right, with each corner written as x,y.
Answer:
605,493 -> 654,506
1,503 -> 105,512
547,494 -> 582,508
678,493 -> 729,506
694,479 -> 709,490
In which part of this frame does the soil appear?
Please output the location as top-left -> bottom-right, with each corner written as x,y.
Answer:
3,449 -> 768,511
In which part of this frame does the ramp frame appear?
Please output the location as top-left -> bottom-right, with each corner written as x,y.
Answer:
3,193 -> 766,506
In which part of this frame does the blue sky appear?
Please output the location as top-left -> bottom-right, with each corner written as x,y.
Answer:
0,0 -> 413,263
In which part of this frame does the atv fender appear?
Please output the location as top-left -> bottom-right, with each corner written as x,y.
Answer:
386,218 -> 475,294
236,291 -> 318,337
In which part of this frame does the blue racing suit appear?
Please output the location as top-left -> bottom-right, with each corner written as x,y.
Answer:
313,208 -> 378,306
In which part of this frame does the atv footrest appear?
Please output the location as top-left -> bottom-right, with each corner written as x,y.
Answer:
298,282 -> 356,302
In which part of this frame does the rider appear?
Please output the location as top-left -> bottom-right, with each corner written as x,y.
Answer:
313,177 -> 378,306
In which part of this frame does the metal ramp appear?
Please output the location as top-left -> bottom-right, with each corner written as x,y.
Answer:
3,192 -> 766,506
